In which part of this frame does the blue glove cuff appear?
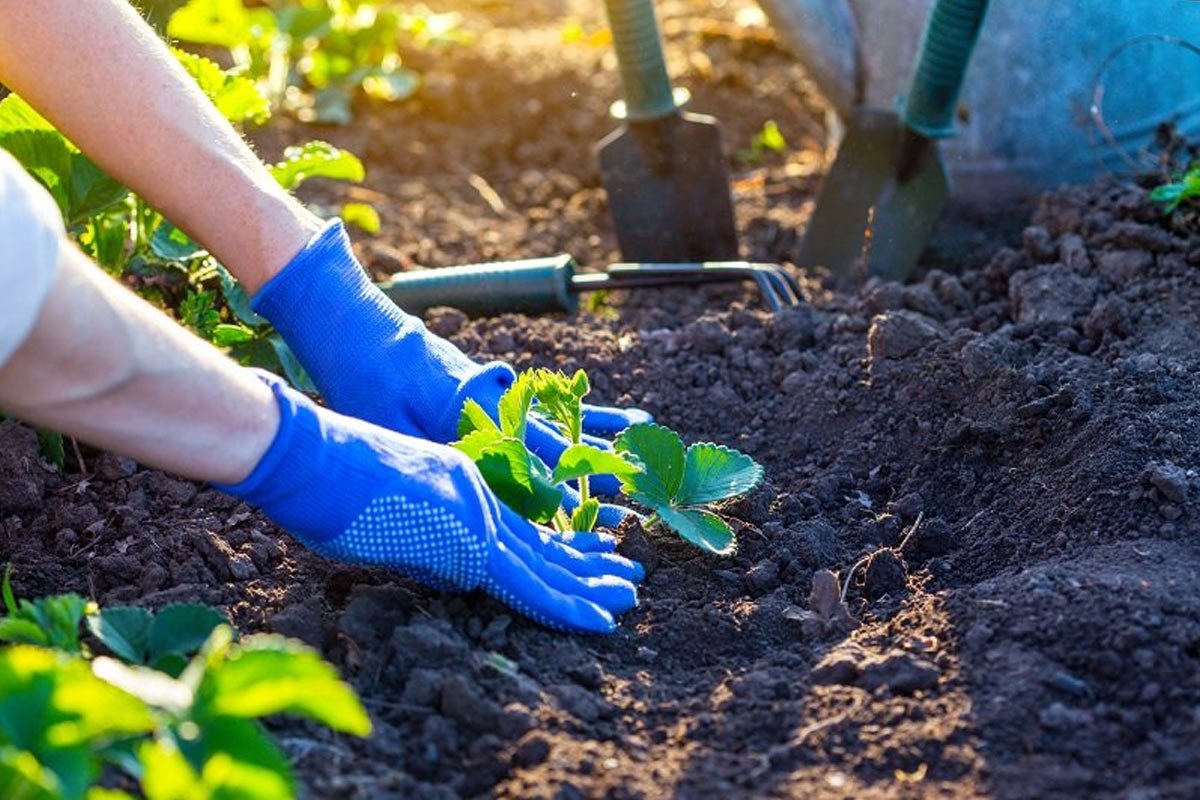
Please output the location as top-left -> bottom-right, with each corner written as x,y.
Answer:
252,220 -> 512,442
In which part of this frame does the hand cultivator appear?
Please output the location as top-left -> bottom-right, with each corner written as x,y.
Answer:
377,255 -> 802,317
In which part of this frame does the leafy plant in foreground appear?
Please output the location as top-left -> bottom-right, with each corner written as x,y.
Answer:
0,572 -> 370,799
454,369 -> 763,553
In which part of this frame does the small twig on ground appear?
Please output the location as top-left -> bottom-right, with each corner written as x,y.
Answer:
896,511 -> 925,553
70,437 -> 86,475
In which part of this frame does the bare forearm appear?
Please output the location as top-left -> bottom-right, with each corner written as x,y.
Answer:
0,244 -> 278,485
0,0 -> 321,292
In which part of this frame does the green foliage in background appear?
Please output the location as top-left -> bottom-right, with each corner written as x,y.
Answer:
0,50 -> 376,398
167,0 -> 470,123
0,568 -> 369,800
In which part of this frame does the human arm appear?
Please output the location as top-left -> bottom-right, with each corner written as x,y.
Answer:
0,0 -> 321,294
0,160 -> 640,634
0,0 -> 650,486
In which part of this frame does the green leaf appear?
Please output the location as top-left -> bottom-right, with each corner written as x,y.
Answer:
149,604 -> 228,673
570,498 -> 600,533
476,440 -> 563,525
755,120 -> 787,152
551,444 -> 639,485
457,398 -> 501,438
452,428 -> 503,461
497,372 -> 535,440
172,48 -> 271,126
656,507 -> 736,555
2,566 -> 17,616
194,633 -> 371,736
214,263 -> 263,327
0,645 -> 155,749
0,129 -> 73,218
66,155 -> 127,226
191,717 -> 294,798
530,369 -> 585,444
91,657 -> 193,713
211,324 -> 256,347
0,618 -> 49,646
267,335 -> 317,394
87,606 -> 153,664
269,141 -> 364,191
137,739 -> 200,800
180,291 -> 220,339
0,747 -> 59,800
13,594 -> 90,653
674,443 -> 764,506
149,221 -> 206,262
85,213 -> 131,271
167,0 -> 259,48
614,423 -> 686,505
342,201 -> 381,234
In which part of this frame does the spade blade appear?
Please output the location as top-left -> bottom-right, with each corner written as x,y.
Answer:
800,108 -> 948,280
598,111 -> 739,262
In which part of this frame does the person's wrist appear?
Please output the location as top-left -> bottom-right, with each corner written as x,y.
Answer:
238,196 -> 325,295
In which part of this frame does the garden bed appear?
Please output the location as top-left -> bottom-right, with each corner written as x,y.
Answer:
4,0 -> 1200,797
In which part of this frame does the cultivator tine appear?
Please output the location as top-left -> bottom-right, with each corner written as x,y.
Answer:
602,262 -> 802,310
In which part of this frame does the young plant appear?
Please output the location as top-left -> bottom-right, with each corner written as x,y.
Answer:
615,423 -> 764,555
529,369 -> 639,531
0,573 -> 370,800
453,370 -> 636,533
737,119 -> 789,166
453,368 -> 764,553
1150,163 -> 1200,213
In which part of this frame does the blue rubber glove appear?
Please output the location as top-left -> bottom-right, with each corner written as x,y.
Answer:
214,372 -> 643,634
251,221 -> 650,507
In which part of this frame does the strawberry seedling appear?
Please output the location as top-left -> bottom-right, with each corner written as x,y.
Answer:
454,368 -> 763,553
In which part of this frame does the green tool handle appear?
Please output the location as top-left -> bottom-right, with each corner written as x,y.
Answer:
902,0 -> 990,139
376,255 -> 579,318
603,0 -> 678,120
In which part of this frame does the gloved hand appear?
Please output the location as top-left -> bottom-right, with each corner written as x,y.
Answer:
214,372 -> 643,634
252,220 -> 649,516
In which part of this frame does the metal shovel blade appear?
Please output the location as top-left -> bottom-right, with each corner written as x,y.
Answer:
597,110 -> 740,262
801,108 -> 947,280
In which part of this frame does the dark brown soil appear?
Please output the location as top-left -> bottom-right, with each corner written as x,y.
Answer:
5,1 -> 1200,798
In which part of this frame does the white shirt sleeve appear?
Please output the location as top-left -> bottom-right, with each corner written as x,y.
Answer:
0,148 -> 65,368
